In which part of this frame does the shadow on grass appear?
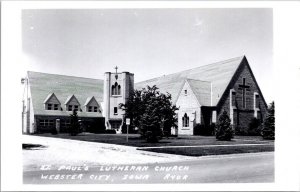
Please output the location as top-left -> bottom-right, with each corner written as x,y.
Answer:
22,143 -> 47,150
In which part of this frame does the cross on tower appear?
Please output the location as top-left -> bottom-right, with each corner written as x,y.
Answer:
239,78 -> 250,108
114,66 -> 118,80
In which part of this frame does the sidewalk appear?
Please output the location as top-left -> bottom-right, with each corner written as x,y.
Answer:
22,135 -> 195,171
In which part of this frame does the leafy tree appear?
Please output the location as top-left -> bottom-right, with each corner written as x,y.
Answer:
215,111 -> 234,141
120,85 -> 178,142
262,101 -> 275,140
70,109 -> 80,136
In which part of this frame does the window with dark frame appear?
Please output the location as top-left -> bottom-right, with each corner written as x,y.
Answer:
68,105 -> 72,111
54,104 -> 58,110
94,106 -> 98,112
74,105 -> 79,111
114,107 -> 118,115
182,113 -> 189,127
112,82 -> 121,96
88,106 -> 93,112
47,104 -> 52,110
232,91 -> 236,107
255,94 -> 260,108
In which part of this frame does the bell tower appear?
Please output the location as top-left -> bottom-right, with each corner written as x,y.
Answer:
103,67 -> 134,133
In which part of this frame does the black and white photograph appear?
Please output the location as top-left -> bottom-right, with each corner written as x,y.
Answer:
1,1 -> 300,191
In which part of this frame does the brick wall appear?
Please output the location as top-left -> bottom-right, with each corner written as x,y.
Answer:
217,60 -> 268,135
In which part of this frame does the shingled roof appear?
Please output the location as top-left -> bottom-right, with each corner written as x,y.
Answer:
28,71 -> 104,117
135,56 -> 245,106
186,79 -> 211,106
28,56 -> 246,117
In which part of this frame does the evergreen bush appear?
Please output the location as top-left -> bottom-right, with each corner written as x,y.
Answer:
215,111 -> 234,141
262,101 -> 275,140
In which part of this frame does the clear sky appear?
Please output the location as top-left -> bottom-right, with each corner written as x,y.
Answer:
22,8 -> 273,102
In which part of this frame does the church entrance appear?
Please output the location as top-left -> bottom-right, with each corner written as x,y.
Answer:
109,119 -> 122,132
200,106 -> 216,136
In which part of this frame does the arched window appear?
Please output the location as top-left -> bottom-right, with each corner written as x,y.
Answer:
182,113 -> 189,127
112,82 -> 121,96
117,84 -> 121,95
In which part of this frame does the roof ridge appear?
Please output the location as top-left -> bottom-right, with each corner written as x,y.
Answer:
28,71 -> 103,81
186,78 -> 211,83
136,55 -> 245,84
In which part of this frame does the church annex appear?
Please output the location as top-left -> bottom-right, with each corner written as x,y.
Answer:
22,55 -> 268,135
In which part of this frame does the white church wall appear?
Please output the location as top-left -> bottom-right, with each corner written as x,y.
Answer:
176,81 -> 201,135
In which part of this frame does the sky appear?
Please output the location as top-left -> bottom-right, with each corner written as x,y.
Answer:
22,8 -> 273,102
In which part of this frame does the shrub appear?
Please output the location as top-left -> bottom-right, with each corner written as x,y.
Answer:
248,118 -> 262,136
51,127 -> 58,135
194,123 -> 215,136
145,130 -> 162,143
105,129 -> 116,134
70,110 -> 80,136
215,111 -> 234,141
262,101 -> 275,140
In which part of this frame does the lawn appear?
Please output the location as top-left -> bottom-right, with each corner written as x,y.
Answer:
34,133 -> 273,148
139,144 -> 274,156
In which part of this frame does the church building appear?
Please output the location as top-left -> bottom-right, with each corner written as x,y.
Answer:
22,55 -> 267,135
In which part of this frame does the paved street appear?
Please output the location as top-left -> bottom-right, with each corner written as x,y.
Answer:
23,152 -> 274,184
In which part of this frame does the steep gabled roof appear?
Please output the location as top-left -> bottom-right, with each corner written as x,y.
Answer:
28,71 -> 103,117
43,93 -> 61,104
64,94 -> 80,105
186,79 -> 211,106
135,56 -> 245,106
84,96 -> 100,107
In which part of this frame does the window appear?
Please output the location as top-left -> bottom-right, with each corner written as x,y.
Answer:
184,90 -> 187,95
39,119 -> 54,127
68,105 -> 72,111
255,94 -> 260,108
232,91 -> 236,107
94,106 -> 98,112
114,107 -> 118,115
182,113 -> 189,127
74,105 -> 79,111
112,82 -> 121,96
47,104 -> 52,110
54,104 -> 59,110
88,106 -> 93,112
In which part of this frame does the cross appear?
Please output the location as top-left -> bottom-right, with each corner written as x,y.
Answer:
114,66 -> 118,80
239,78 -> 250,108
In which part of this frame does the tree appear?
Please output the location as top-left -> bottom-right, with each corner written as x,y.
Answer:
120,85 -> 178,142
262,101 -> 275,140
70,109 -> 80,136
215,111 -> 234,141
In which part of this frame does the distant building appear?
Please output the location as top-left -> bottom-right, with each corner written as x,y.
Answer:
22,55 -> 268,135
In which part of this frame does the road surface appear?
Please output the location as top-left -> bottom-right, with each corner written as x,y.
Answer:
23,152 -> 274,184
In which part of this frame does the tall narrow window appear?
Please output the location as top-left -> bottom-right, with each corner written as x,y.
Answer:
112,82 -> 121,96
117,85 -> 121,95
54,104 -> 58,110
184,90 -> 187,95
111,84 -> 116,95
232,91 -> 236,107
255,94 -> 260,108
114,107 -> 118,115
182,113 -> 189,127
